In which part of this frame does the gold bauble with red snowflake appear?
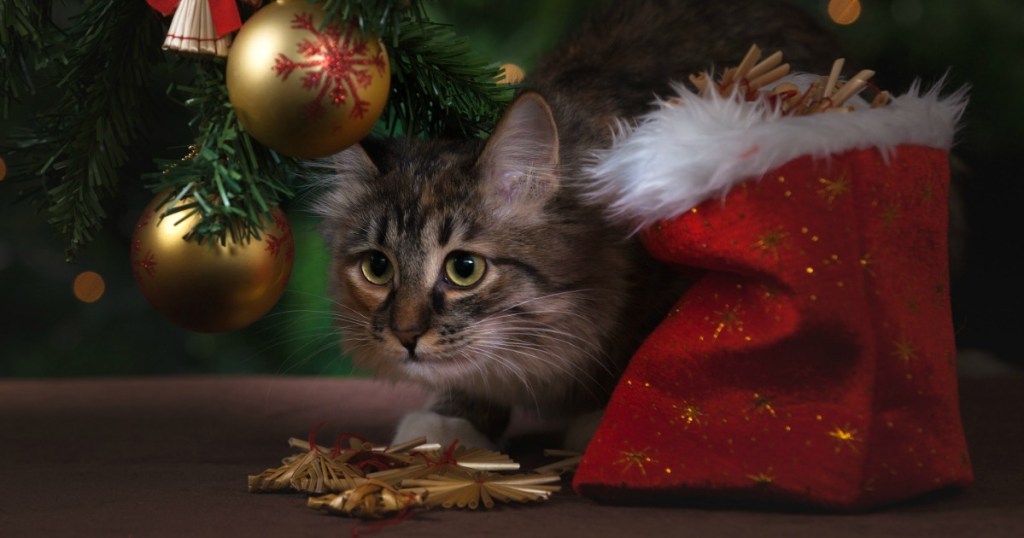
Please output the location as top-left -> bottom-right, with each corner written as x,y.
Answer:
130,191 -> 294,333
226,0 -> 390,159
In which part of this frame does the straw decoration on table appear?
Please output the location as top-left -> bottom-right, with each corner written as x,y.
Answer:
248,427 -> 579,520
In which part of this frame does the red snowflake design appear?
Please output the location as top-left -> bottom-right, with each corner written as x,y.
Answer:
134,249 -> 158,278
265,233 -> 285,257
265,210 -> 294,260
264,231 -> 296,262
131,236 -> 142,258
132,215 -> 151,259
272,211 -> 291,233
272,13 -> 387,120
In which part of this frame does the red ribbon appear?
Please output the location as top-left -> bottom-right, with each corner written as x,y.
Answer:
147,0 -> 244,37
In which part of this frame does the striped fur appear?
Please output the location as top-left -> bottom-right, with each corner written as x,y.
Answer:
315,0 -> 839,445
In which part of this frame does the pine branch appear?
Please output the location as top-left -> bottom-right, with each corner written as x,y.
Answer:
48,2 -> 165,257
0,0 -> 58,117
319,0 -> 426,43
145,61 -> 296,246
385,19 -> 511,138
318,0 -> 511,138
2,1 -> 166,259
1,1 -> 46,115
144,1 -> 507,245
1,0 -> 510,255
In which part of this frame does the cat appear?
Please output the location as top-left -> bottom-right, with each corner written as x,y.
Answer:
315,0 -> 841,450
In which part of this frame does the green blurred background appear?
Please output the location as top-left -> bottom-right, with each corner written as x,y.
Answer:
1,0 -> 1020,377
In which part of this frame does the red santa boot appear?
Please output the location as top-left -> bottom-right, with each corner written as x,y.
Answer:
573,72 -> 973,510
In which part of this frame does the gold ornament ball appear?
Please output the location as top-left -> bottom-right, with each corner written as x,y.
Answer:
226,0 -> 390,159
131,193 -> 295,333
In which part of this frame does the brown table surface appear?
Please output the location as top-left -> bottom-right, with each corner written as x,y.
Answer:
1,375 -> 1021,537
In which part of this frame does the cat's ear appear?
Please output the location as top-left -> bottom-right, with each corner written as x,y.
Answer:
332,143 -> 379,180
312,143 -> 378,219
477,92 -> 560,218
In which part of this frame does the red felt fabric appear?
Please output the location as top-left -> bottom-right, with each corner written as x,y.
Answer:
147,0 -> 181,16
574,145 -> 973,509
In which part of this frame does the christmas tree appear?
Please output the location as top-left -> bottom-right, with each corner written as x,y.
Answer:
1,0 -> 510,257
0,0 -> 590,376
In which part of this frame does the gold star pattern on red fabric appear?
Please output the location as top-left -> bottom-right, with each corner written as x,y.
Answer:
575,144 -> 973,510
749,393 -> 777,417
747,469 -> 776,486
753,228 -> 788,260
712,304 -> 744,339
893,337 -> 917,365
618,448 -> 654,476
675,403 -> 706,427
817,173 -> 850,207
828,425 -> 861,453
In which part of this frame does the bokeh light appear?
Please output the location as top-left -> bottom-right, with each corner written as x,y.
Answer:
73,271 -> 106,303
498,63 -> 525,85
0,156 -> 7,181
828,0 -> 862,26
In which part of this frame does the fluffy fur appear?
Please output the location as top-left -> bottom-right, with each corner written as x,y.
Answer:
311,130 -> 646,421
313,0 -> 843,448
587,76 -> 970,229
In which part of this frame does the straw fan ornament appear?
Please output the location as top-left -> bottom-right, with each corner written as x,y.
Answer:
248,431 -> 572,520
148,1 -> 258,57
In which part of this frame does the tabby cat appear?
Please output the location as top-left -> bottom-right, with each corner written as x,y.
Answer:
315,0 -> 840,449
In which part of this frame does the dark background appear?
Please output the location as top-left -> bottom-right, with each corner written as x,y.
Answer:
1,0 -> 1020,377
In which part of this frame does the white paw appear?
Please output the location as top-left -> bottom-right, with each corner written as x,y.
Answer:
393,410 -> 498,450
563,409 -> 605,453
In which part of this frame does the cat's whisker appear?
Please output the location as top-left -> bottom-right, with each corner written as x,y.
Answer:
470,311 -> 609,366
490,325 -> 599,353
485,304 -> 616,334
490,288 -> 596,313
210,303 -> 348,376
463,344 -> 542,415
465,352 -> 504,408
478,317 -> 617,377
467,334 -> 606,406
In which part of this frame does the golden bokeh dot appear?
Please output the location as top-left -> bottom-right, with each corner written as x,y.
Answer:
828,0 -> 862,26
73,271 -> 106,303
498,63 -> 525,85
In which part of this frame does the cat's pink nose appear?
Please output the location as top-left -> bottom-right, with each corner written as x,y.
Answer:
393,328 -> 422,354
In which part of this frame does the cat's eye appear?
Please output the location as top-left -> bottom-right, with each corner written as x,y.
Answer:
360,251 -> 394,285
444,251 -> 486,288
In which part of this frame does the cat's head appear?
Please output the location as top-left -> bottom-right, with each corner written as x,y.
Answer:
315,93 -> 631,406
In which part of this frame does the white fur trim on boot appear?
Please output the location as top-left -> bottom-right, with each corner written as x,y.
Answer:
585,75 -> 968,229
